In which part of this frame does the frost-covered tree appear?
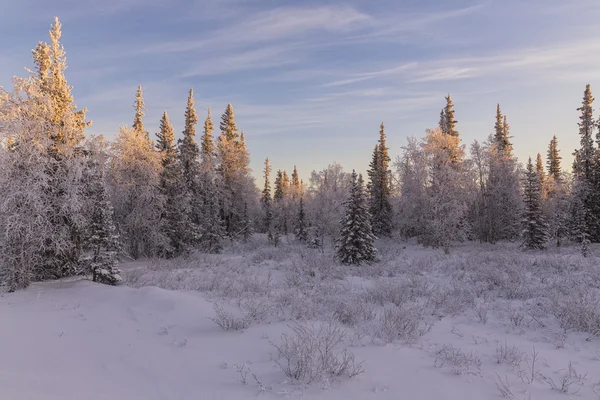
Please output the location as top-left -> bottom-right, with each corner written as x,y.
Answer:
291,165 -> 301,193
307,163 -> 351,249
132,85 -> 149,142
0,78 -> 55,290
468,140 -> 489,242
179,89 -> 203,245
395,137 -> 428,238
546,172 -> 570,247
217,104 -> 256,238
547,135 -> 562,181
261,158 -> 276,244
156,111 -> 191,257
294,196 -> 308,243
536,153 -> 547,199
201,108 -> 215,158
543,136 -> 569,247
240,201 -> 253,243
0,18 -> 92,288
109,125 -> 166,258
572,84 -> 598,242
442,94 -> 459,138
337,171 -> 377,265
82,150 -> 122,285
494,104 -> 512,153
367,122 -> 393,237
522,157 -> 548,250
198,108 -> 223,253
420,128 -> 472,252
482,108 -> 522,243
438,108 -> 447,134
273,169 -> 292,235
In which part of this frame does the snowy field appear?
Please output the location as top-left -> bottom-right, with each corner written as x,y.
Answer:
2,239 -> 600,400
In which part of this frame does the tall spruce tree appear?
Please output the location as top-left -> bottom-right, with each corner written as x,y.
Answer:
572,84 -> 598,242
179,89 -> 202,245
109,124 -> 165,259
198,108 -> 224,253
367,122 -> 393,237
545,139 -> 569,248
337,171 -> 377,265
294,196 -> 308,243
156,111 -> 190,257
240,202 -> 253,243
536,152 -> 547,199
439,108 -> 447,134
30,17 -> 91,279
547,135 -> 562,181
132,85 -> 148,141
575,84 -> 595,180
217,104 -> 253,238
274,170 -> 284,201
261,158 -> 275,243
83,156 -> 122,285
482,107 -> 522,243
522,157 -> 548,249
201,108 -> 215,159
292,165 -> 301,190
494,104 -> 512,153
443,94 -> 459,137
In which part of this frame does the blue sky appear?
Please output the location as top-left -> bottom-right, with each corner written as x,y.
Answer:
2,0 -> 600,180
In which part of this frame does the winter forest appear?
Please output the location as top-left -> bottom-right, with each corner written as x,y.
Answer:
3,18 -> 600,400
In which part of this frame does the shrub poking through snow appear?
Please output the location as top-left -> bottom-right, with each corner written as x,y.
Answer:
370,304 -> 428,345
434,343 -> 482,375
210,303 -> 251,331
270,321 -> 364,383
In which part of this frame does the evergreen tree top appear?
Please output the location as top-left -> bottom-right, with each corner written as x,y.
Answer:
546,135 -> 562,181
578,84 -> 595,138
133,85 -> 146,135
31,17 -> 89,147
156,111 -> 175,153
536,153 -> 546,186
184,88 -> 198,138
283,170 -> 290,188
576,84 -> 595,179
378,122 -> 390,168
444,94 -> 459,138
220,103 -> 239,141
274,169 -> 285,200
493,104 -> 513,153
292,165 -> 300,187
201,108 -> 214,156
262,158 -> 272,201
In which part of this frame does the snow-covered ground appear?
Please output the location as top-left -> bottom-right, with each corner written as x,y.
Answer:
2,239 -> 600,400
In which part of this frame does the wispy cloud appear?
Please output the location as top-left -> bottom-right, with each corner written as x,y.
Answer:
139,5 -> 372,55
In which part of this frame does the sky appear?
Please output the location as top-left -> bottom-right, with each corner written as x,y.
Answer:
1,0 -> 600,181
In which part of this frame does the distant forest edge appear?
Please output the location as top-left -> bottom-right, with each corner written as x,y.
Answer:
0,18 -> 596,291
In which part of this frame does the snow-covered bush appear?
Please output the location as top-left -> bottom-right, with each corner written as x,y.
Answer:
210,303 -> 251,331
431,283 -> 475,317
495,340 -> 525,366
365,277 -> 431,307
369,304 -> 428,345
270,321 -> 364,383
551,290 -> 600,339
331,295 -> 377,327
434,343 -> 482,375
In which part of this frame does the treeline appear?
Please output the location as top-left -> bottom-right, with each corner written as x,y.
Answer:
0,19 -> 597,291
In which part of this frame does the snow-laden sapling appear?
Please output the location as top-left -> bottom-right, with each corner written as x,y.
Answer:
336,171 -> 377,265
270,321 -> 364,383
82,156 -> 122,286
